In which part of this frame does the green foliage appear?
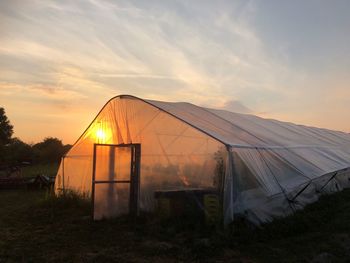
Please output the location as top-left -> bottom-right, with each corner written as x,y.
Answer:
0,137 -> 71,167
42,190 -> 91,212
0,108 -> 71,167
0,107 -> 13,146
0,137 -> 33,166
32,137 -> 71,164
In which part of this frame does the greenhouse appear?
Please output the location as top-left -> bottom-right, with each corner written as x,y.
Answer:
55,95 -> 350,225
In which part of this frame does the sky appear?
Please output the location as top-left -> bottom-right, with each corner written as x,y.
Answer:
0,0 -> 349,144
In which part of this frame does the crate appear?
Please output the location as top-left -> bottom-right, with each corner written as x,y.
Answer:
154,189 -> 221,224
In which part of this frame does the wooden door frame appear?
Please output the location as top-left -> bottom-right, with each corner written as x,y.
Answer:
91,143 -> 141,219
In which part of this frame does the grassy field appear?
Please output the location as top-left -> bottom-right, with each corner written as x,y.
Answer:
1,189 -> 350,262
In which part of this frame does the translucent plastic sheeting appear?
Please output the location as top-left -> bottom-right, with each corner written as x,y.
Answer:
93,145 -> 132,220
94,146 -> 131,182
230,166 -> 350,225
146,99 -> 350,224
94,183 -> 130,220
55,96 -> 224,220
55,95 -> 350,224
148,100 -> 350,148
228,147 -> 350,224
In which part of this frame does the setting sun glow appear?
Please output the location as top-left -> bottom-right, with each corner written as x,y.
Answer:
0,1 -> 349,144
96,128 -> 106,142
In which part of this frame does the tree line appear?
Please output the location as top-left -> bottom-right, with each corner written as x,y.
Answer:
0,107 -> 71,167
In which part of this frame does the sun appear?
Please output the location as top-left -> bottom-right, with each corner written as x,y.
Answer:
96,128 -> 106,141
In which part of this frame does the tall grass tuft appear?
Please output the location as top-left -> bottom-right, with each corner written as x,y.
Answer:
35,189 -> 92,222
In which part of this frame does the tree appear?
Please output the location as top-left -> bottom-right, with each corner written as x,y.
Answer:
32,137 -> 71,163
0,107 -> 13,146
0,109 -> 71,167
1,138 -> 33,166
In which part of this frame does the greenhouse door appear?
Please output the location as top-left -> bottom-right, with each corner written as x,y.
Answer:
92,143 -> 141,220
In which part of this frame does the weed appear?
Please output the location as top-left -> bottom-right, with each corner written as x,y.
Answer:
2,189 -> 350,262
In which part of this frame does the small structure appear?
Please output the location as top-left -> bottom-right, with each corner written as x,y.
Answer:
55,95 -> 350,225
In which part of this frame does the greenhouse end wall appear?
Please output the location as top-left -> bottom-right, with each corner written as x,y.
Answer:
55,96 -> 227,219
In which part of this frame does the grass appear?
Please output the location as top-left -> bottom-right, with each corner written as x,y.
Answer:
1,189 -> 350,262
230,191 -> 350,262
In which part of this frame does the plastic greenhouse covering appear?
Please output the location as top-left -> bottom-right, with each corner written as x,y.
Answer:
55,95 -> 350,224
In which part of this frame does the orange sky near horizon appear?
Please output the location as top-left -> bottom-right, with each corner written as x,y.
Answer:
1,1 -> 349,144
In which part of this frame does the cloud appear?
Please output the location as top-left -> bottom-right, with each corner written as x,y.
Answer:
0,82 -> 85,104
220,100 -> 252,114
0,0 -> 349,143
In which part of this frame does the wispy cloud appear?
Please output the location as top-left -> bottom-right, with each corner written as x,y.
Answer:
0,0 -> 349,143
